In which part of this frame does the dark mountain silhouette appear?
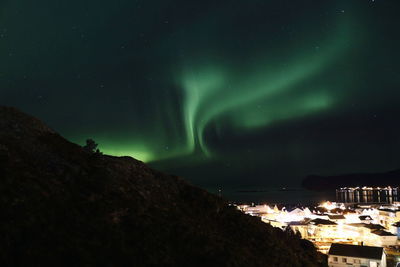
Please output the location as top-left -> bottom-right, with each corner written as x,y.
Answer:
302,169 -> 400,191
0,106 -> 325,266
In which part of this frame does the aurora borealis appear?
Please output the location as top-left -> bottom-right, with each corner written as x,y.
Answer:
1,0 -> 400,189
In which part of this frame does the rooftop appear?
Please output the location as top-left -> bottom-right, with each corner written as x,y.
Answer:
363,224 -> 386,230
359,215 -> 372,220
328,243 -> 383,260
371,230 -> 396,236
288,221 -> 309,226
310,219 -> 337,226
327,215 -> 345,220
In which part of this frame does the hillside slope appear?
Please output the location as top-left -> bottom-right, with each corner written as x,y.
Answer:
0,106 -> 325,266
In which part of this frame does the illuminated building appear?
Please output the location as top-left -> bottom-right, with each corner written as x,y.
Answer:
337,187 -> 400,204
368,230 -> 397,247
390,222 -> 400,239
378,208 -> 400,229
328,243 -> 387,267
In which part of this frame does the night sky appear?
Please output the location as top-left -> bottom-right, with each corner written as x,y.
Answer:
1,0 -> 400,190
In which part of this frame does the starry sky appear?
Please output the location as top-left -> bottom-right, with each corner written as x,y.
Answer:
1,0 -> 399,190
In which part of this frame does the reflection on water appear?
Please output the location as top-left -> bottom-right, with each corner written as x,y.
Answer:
336,187 -> 399,204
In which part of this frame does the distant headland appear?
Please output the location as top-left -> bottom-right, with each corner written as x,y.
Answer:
302,169 -> 400,191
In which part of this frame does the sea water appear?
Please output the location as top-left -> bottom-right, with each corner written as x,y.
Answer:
208,187 -> 336,206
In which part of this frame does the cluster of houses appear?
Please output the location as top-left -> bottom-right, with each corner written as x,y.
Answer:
237,201 -> 400,266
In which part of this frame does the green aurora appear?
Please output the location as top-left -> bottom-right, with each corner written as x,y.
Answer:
94,16 -> 354,163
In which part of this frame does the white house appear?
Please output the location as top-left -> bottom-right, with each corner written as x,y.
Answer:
308,219 -> 338,240
390,222 -> 400,239
328,215 -> 346,224
328,243 -> 386,267
369,230 -> 398,246
359,215 -> 373,224
378,208 -> 400,229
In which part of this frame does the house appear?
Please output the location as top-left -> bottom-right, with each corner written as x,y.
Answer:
369,230 -> 398,246
363,224 -> 386,232
308,219 -> 338,240
359,215 -> 373,224
378,208 -> 400,229
328,215 -> 346,224
310,218 -> 337,226
390,222 -> 400,239
328,243 -> 386,267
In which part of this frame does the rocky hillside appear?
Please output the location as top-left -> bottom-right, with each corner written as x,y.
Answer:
0,106 -> 325,266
